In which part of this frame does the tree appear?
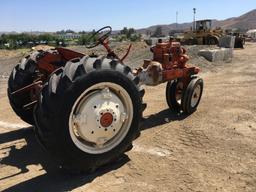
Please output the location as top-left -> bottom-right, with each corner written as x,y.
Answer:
127,28 -> 135,38
119,27 -> 139,41
78,34 -> 90,45
78,31 -> 87,34
56,29 -> 75,34
130,34 -> 142,42
78,33 -> 98,45
66,29 -> 75,33
0,33 -> 59,49
38,34 -> 56,41
56,30 -> 65,34
120,27 -> 128,35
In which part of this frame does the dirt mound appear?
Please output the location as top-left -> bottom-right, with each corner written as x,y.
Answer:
0,49 -> 31,77
0,42 -> 229,78
0,49 -> 29,59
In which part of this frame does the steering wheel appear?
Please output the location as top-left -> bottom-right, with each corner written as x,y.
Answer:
86,26 -> 112,49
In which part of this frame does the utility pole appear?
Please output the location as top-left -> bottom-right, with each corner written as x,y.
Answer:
176,11 -> 178,30
193,8 -> 196,31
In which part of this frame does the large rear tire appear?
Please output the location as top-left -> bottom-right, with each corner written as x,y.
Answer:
34,56 -> 144,172
7,56 -> 37,125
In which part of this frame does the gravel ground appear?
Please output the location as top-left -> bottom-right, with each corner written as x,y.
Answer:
0,43 -> 255,192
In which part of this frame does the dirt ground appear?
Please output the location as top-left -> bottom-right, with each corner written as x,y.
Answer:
0,43 -> 256,192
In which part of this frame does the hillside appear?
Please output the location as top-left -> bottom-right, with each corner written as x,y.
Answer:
213,9 -> 256,29
138,9 -> 256,35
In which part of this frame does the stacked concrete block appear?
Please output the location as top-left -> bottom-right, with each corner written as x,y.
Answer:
219,35 -> 236,48
222,48 -> 233,62
198,35 -> 234,62
198,48 -> 233,62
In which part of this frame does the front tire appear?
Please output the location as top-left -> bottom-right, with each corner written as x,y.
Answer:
166,79 -> 184,112
182,77 -> 203,114
35,56 -> 144,172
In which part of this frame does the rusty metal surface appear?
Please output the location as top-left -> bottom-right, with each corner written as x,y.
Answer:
137,61 -> 163,86
11,81 -> 42,96
137,40 -> 200,86
11,47 -> 86,109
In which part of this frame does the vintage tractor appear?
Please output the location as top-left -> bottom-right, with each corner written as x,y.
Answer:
7,26 -> 203,172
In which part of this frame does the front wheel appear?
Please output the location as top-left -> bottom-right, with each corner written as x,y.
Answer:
166,79 -> 184,112
182,77 -> 204,114
34,56 -> 144,172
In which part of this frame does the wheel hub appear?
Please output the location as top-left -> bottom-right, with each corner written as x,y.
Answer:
191,84 -> 201,107
69,82 -> 133,154
71,86 -> 130,147
100,112 -> 113,128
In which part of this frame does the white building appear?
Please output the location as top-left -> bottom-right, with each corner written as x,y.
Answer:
246,29 -> 256,39
58,33 -> 81,40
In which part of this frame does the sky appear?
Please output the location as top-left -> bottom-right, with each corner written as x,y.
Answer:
1,0 -> 255,32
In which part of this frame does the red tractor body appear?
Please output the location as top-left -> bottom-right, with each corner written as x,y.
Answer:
7,26 -> 204,172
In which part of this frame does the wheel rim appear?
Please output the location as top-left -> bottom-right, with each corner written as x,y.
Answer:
69,82 -> 133,154
175,81 -> 184,105
191,84 -> 202,108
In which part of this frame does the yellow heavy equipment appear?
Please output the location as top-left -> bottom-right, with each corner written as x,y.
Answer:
183,20 -> 224,45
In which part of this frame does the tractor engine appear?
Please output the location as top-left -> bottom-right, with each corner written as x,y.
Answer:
137,41 -> 189,86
